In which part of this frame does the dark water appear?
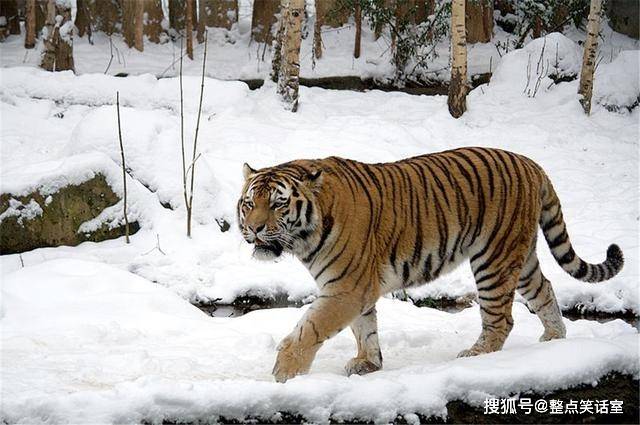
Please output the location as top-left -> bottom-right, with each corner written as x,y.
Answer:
196,297 -> 639,328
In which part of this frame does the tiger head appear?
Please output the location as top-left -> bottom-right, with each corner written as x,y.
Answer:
237,162 -> 323,261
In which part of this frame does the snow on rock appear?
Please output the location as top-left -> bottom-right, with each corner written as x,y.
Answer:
594,50 -> 640,112
1,152 -> 160,231
1,259 -> 638,423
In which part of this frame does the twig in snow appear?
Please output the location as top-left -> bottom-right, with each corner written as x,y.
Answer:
19,254 -> 25,268
186,29 -> 208,238
142,234 -> 167,256
116,91 -> 130,244
104,36 -> 114,74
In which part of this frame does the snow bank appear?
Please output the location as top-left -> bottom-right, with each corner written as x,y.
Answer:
594,50 -> 640,112
489,33 -> 582,97
0,67 -> 250,113
1,152 -> 160,230
2,259 -> 637,424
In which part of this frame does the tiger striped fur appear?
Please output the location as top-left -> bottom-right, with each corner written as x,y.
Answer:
236,147 -> 624,383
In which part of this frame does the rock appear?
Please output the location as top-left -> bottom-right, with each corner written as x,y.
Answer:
0,174 -> 139,254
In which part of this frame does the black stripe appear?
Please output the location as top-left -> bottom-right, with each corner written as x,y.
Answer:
303,214 -> 334,263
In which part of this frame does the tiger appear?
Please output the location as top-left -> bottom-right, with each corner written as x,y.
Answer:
236,147 -> 624,383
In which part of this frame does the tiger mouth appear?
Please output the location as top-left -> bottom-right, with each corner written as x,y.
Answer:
253,239 -> 284,257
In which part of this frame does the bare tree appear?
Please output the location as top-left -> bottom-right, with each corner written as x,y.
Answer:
135,0 -> 144,51
197,0 -> 207,43
277,0 -> 304,112
448,0 -> 467,118
25,0 -> 37,48
40,0 -> 74,72
122,0 -> 135,47
116,92 -> 131,244
179,34 -> 209,237
186,0 -> 194,59
578,0 -> 602,115
354,2 -> 361,58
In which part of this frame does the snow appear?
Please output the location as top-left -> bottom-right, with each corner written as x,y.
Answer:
1,259 -> 637,423
0,198 -> 43,225
594,50 -> 640,111
1,32 -> 638,312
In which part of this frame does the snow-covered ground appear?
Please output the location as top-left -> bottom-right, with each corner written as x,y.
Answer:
1,32 -> 638,314
2,258 -> 638,423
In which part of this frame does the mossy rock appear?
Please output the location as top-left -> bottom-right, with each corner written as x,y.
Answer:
0,174 -> 139,254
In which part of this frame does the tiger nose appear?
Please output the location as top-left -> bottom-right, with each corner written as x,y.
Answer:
249,224 -> 265,235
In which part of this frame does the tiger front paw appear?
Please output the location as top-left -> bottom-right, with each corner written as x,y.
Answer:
272,337 -> 315,383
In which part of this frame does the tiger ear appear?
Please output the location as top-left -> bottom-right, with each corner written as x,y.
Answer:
305,169 -> 323,190
243,163 -> 257,180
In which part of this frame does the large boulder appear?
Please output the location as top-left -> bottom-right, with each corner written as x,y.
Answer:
0,153 -> 151,254
0,174 -> 139,254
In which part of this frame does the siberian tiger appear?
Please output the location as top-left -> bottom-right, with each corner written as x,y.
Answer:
236,147 -> 624,383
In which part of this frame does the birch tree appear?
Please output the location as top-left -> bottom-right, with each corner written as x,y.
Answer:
448,0 -> 467,118
577,0 -> 602,115
277,0 -> 304,112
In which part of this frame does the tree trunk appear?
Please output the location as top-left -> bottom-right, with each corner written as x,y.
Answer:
277,0 -> 304,112
25,0 -> 37,48
211,0 -> 238,29
122,0 -> 135,47
251,0 -> 279,43
578,0 -> 602,115
186,0 -> 194,59
448,0 -> 467,118
197,0 -> 206,43
466,0 -> 493,43
270,0 -> 287,82
145,0 -> 164,43
41,0 -> 74,72
354,2 -> 361,58
95,0 -> 120,35
134,0 -> 144,51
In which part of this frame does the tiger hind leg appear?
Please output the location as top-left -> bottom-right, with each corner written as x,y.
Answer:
345,306 -> 383,376
458,234 -> 533,357
517,245 -> 566,342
